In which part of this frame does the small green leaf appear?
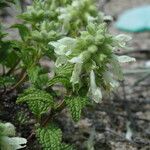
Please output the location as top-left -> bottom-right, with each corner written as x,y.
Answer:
65,96 -> 88,122
11,24 -> 30,41
0,76 -> 15,87
36,125 -> 62,150
17,88 -> 54,116
48,76 -> 70,88
61,143 -> 75,150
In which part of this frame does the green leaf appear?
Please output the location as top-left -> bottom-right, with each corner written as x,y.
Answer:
0,0 -> 15,8
56,64 -> 73,77
65,96 -> 88,122
17,88 -> 54,116
36,125 -> 62,150
11,24 -> 30,41
27,66 -> 40,84
61,143 -> 75,150
0,41 -> 12,64
4,50 -> 18,68
0,76 -> 15,87
48,76 -> 70,88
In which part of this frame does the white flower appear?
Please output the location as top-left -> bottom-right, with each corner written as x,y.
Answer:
114,34 -> 132,48
1,136 -> 27,150
0,122 -> 27,150
89,70 -> 102,103
70,63 -> 82,87
49,37 -> 76,56
103,71 -> 119,90
55,56 -> 68,67
69,55 -> 83,63
111,55 -> 124,80
117,55 -> 136,63
2,123 -> 16,136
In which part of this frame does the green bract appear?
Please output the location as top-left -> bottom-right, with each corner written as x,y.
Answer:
57,0 -> 99,34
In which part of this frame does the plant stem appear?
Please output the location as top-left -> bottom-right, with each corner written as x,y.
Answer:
42,100 -> 66,127
9,70 -> 27,91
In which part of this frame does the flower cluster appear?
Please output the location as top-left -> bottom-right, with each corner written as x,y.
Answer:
50,23 -> 135,103
57,0 -> 99,35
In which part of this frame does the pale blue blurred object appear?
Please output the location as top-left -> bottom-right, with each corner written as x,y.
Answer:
116,6 -> 150,32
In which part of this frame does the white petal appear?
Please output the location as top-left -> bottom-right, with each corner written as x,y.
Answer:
92,88 -> 102,103
125,122 -> 133,141
117,55 -> 136,63
69,56 -> 83,63
114,34 -> 132,48
70,63 -> 82,86
49,37 -> 76,56
90,70 -> 97,90
115,34 -> 132,42
55,56 -> 67,67
90,70 -> 102,103
103,71 -> 119,89
1,136 -> 27,150
103,15 -> 113,21
58,37 -> 76,46
111,55 -> 124,80
110,80 -> 119,89
3,123 -> 16,136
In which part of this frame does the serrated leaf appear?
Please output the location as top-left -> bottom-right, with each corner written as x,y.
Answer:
61,143 -> 75,150
17,88 -> 54,116
56,64 -> 73,77
36,125 -> 62,150
27,66 -> 40,84
48,76 -> 70,88
65,96 -> 88,122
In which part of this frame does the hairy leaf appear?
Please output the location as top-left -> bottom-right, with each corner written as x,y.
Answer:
65,96 -> 88,122
17,88 -> 54,116
36,125 -> 62,150
61,143 -> 75,150
48,76 -> 70,88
